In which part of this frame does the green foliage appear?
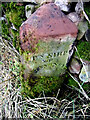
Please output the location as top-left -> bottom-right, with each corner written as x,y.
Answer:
1,2 -> 25,49
2,2 -> 25,29
68,78 -> 78,88
75,41 -> 90,61
84,4 -> 90,19
82,83 -> 90,91
66,74 -> 78,88
84,4 -> 90,28
6,8 -> 25,29
33,76 -> 64,96
1,20 -> 10,38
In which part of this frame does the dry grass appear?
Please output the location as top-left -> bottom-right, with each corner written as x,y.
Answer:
0,72 -> 90,119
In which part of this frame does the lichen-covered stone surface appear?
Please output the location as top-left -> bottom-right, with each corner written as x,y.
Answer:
20,3 -> 78,77
77,21 -> 88,40
19,3 -> 78,97
20,3 -> 77,51
68,57 -> 81,74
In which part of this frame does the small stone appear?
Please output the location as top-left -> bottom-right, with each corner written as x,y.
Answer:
85,29 -> 90,42
69,58 -> 81,74
55,0 -> 71,12
77,20 -> 88,40
75,2 -> 82,15
0,17 -> 5,21
16,2 -> 23,6
79,61 -> 90,83
67,12 -> 81,25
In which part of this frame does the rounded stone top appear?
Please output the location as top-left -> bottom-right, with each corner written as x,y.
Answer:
20,3 -> 78,50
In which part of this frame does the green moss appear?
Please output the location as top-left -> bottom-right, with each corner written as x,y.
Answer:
84,4 -> 90,19
6,8 -> 25,30
67,74 -> 90,92
67,74 -> 78,88
21,75 -> 64,98
75,41 -> 90,61
82,83 -> 90,91
21,40 -> 74,77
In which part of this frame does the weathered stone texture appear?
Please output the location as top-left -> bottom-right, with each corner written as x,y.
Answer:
20,3 -> 78,51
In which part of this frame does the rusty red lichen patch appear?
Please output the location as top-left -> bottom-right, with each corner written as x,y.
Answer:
20,3 -> 78,51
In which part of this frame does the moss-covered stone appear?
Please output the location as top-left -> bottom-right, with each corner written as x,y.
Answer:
21,72 -> 64,97
22,40 -> 71,77
20,37 -> 75,97
19,3 -> 78,97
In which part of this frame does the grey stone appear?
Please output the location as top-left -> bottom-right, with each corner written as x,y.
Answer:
77,20 -> 88,40
75,2 -> 82,15
67,12 -> 82,25
20,3 -> 78,77
79,61 -> 90,83
69,58 -> 81,74
55,0 -> 71,12
85,29 -> 90,42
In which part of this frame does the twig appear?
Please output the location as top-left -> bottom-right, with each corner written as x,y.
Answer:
59,100 -> 74,118
33,97 -> 61,104
0,76 -> 19,85
49,89 -> 60,115
69,74 -> 90,100
74,46 -> 89,83
43,91 -> 48,118
80,0 -> 90,24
